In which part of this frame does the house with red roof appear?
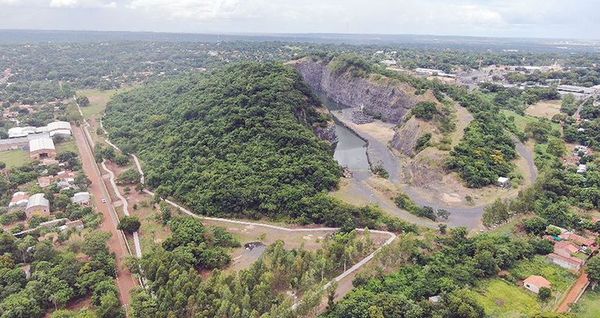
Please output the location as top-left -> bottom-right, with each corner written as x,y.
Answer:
523,275 -> 551,294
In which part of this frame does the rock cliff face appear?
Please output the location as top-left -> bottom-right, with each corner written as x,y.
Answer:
391,117 -> 422,157
293,58 -> 420,124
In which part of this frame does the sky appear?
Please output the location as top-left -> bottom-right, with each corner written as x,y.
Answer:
0,0 -> 599,39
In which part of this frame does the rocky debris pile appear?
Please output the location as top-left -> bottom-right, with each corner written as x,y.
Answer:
351,109 -> 375,124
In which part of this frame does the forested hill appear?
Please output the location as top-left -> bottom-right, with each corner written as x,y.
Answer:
103,63 -> 348,222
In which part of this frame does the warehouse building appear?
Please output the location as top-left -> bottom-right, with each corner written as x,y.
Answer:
29,134 -> 56,160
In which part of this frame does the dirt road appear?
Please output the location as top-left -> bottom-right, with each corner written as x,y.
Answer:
331,108 -> 539,229
73,125 -> 137,309
557,272 -> 590,313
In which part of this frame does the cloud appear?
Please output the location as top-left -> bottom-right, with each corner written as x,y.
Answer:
127,0 -> 250,20
0,0 -> 599,39
49,0 -> 116,8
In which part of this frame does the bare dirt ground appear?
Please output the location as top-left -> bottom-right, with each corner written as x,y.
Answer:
331,100 -> 537,230
73,125 -> 137,309
526,100 -> 561,120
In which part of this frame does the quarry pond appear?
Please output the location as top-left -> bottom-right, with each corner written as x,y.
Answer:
317,92 -> 372,180
316,89 -> 488,229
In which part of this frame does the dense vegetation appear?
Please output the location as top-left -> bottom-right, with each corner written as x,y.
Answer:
323,228 -> 554,318
0,230 -> 123,318
438,86 -> 517,188
104,62 -> 406,229
129,217 -> 375,317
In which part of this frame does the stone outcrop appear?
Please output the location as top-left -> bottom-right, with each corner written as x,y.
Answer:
313,122 -> 337,145
293,58 -> 420,124
391,117 -> 423,157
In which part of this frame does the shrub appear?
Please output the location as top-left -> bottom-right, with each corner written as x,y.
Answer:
538,287 -> 551,301
118,216 -> 141,234
372,164 -> 389,178
412,101 -> 438,120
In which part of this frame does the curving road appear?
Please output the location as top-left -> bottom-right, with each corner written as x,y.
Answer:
127,154 -> 397,306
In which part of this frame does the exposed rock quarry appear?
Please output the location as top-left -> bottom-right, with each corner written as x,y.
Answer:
292,58 -> 437,156
292,58 -> 421,124
390,117 -> 423,157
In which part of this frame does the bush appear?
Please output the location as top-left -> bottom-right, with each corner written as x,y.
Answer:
117,169 -> 140,185
76,95 -> 90,107
114,154 -> 130,167
415,133 -> 432,152
412,102 -> 438,120
118,216 -> 141,234
372,164 -> 389,178
538,287 -> 551,301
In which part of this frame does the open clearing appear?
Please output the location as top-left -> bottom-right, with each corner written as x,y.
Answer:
77,88 -> 128,119
56,139 -> 78,153
574,289 -> 600,318
470,256 -> 577,317
526,100 -> 562,120
0,149 -> 30,168
470,279 -> 542,318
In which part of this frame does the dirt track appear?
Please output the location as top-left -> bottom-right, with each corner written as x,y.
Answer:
73,125 -> 137,309
557,272 -> 590,313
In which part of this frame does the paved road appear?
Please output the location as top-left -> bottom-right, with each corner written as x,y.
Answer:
73,125 -> 137,309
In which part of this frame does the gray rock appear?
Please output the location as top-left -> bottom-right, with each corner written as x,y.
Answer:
294,59 -> 418,124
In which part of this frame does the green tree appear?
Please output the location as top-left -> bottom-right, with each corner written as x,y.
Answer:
118,216 -> 141,234
587,255 -> 600,282
538,287 -> 551,301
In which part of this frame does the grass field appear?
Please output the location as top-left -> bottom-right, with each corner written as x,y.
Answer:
77,88 -> 128,119
510,256 -> 577,292
470,279 -> 542,318
501,110 -> 561,134
56,139 -> 78,154
0,149 -> 30,168
574,289 -> 600,318
470,256 -> 577,317
526,100 -> 562,120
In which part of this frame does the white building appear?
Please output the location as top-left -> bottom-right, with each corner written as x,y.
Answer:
8,121 -> 71,139
523,275 -> 551,294
28,134 -> 56,160
26,193 -> 50,217
577,164 -> 587,174
71,192 -> 91,205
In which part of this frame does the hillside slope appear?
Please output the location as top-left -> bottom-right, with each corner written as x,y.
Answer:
103,63 -> 348,222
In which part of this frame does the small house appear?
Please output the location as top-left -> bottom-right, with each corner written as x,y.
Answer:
523,275 -> 551,294
71,192 -> 91,206
559,232 -> 596,248
577,164 -> 587,174
25,193 -> 50,218
37,176 -> 54,188
553,241 -> 580,258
